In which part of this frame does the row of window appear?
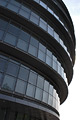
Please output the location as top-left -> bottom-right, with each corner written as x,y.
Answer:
0,55 -> 60,110
0,18 -> 68,84
0,0 -> 72,61
0,108 -> 38,120
33,0 -> 68,30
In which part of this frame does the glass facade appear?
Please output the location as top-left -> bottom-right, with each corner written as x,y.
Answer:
0,0 -> 72,62
0,55 -> 60,111
0,108 -> 40,120
0,17 -> 68,84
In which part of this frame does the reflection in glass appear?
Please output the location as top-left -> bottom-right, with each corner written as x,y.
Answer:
2,75 -> 16,91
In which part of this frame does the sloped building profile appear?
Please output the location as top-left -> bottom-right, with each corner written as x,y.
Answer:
0,0 -> 76,120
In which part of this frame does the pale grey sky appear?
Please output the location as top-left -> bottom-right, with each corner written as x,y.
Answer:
60,0 -> 80,120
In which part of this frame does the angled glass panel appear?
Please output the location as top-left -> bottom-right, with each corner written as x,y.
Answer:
33,0 -> 40,3
44,80 -> 49,92
19,31 -> 30,42
19,5 -> 31,19
2,75 -> 16,91
39,18 -> 47,31
46,49 -> 52,57
48,25 -> 53,36
53,97 -> 56,108
17,39 -> 28,52
37,75 -> 44,89
4,33 -> 17,46
10,0 -> 21,7
40,1 -> 47,9
28,71 -> 37,85
0,0 -> 7,7
6,62 -> 19,77
0,58 -> 7,72
15,79 -> 26,94
18,66 -> 29,81
38,50 -> 45,62
0,72 -> 3,86
54,31 -> 59,42
49,85 -> 53,95
30,36 -> 39,48
48,7 -> 53,15
8,24 -> 20,36
39,43 -> 46,53
46,55 -> 52,67
7,4 -> 19,13
0,30 -> 4,40
28,44 -> 38,57
48,94 -> 53,106
26,83 -> 35,98
42,91 -> 48,103
35,87 -> 43,100
0,19 -> 8,30
30,11 -> 39,25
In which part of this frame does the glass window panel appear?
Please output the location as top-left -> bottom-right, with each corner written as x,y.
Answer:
28,44 -> 38,57
52,97 -> 56,108
49,85 -> 53,95
21,4 -> 30,12
39,18 -> 47,31
53,89 -> 56,98
37,75 -> 44,89
52,60 -> 58,71
52,55 -> 57,61
0,58 -> 7,72
7,4 -> 19,13
38,50 -> 45,62
48,94 -> 53,106
8,24 -> 20,36
44,80 -> 49,92
48,25 -> 53,36
58,62 -> 61,75
28,71 -> 37,85
46,49 -> 52,57
54,31 -> 59,42
15,79 -> 26,94
19,31 -> 30,42
33,0 -> 40,3
46,55 -> 52,66
10,0 -> 21,7
2,75 -> 16,91
6,62 -> 19,77
0,30 -> 4,40
16,113 -> 24,120
17,39 -> 28,52
39,43 -> 46,53
26,83 -> 35,98
30,11 -> 39,25
48,7 -> 53,15
18,67 -> 29,81
19,8 -> 31,19
40,1 -> 47,9
42,91 -> 48,103
60,39 -> 64,47
0,72 -> 3,86
0,0 -> 7,7
0,19 -> 8,30
30,36 -> 39,48
35,87 -> 43,100
4,33 -> 17,46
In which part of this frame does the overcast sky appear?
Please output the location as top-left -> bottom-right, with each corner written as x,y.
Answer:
60,0 -> 80,120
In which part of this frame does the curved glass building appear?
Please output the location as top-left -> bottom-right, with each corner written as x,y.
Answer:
0,0 -> 76,120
